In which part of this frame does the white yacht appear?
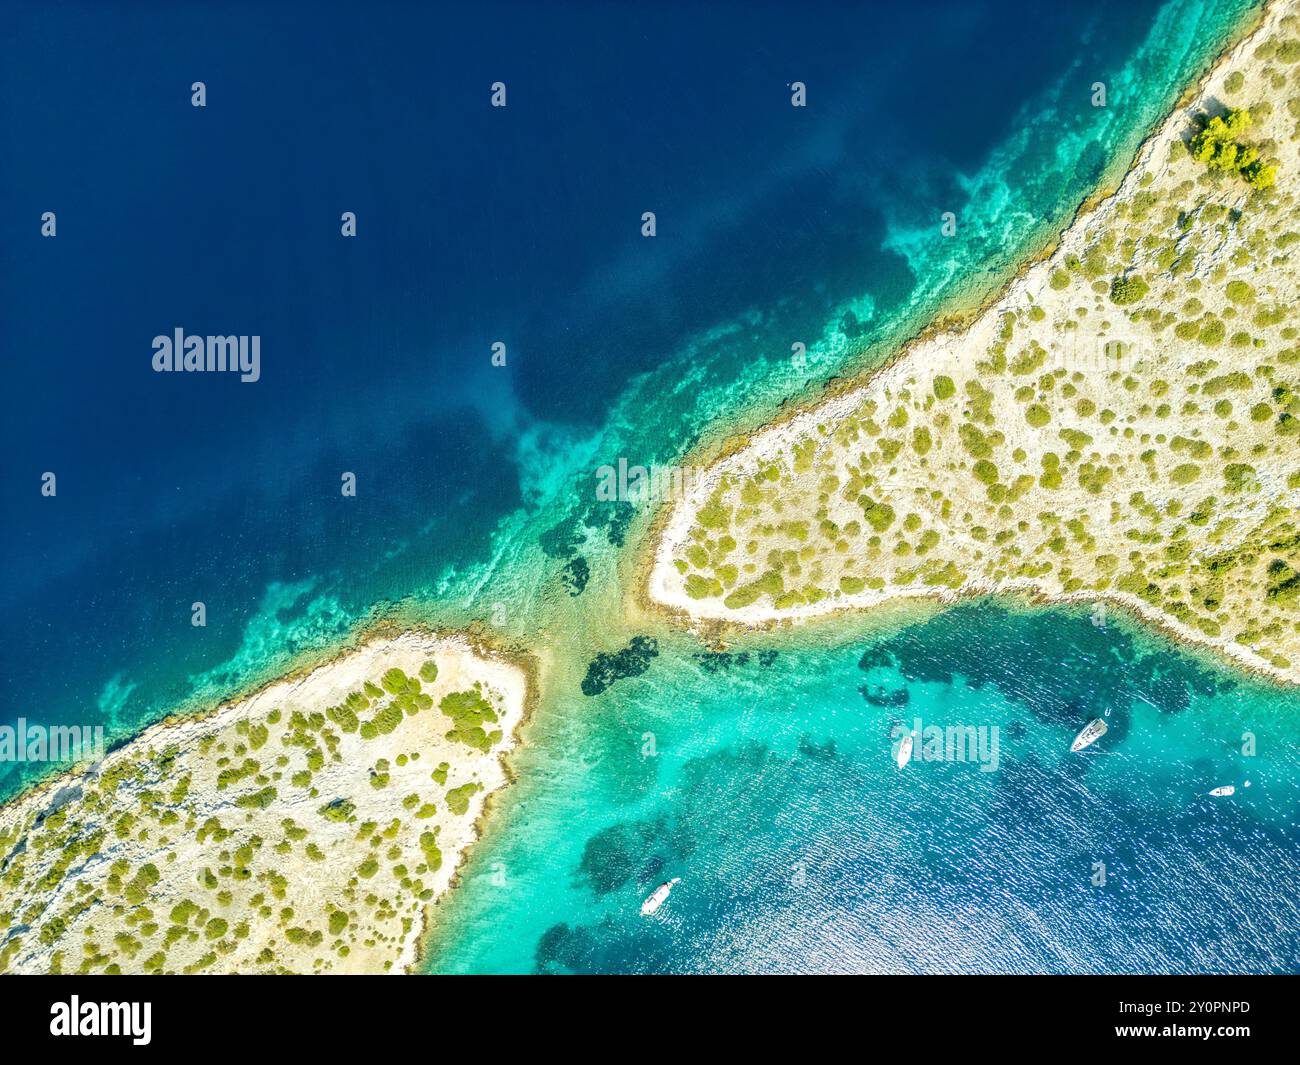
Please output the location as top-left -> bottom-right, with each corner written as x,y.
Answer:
1208,785 -> 1236,797
640,877 -> 680,917
1070,717 -> 1108,752
896,733 -> 914,769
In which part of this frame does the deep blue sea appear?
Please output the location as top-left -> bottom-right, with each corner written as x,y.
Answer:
4,0 -> 1294,974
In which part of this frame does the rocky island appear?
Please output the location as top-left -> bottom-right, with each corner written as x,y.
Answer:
651,3 -> 1300,684
0,632 -> 527,974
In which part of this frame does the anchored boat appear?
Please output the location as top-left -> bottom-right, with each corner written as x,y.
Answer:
896,733 -> 914,769
1209,785 -> 1235,797
640,877 -> 681,917
1070,718 -> 1108,753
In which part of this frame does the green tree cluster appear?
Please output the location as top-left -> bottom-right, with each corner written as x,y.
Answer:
1189,108 -> 1277,189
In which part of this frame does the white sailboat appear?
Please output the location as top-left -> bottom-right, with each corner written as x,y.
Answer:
1070,717 -> 1108,753
640,877 -> 680,917
895,733 -> 914,769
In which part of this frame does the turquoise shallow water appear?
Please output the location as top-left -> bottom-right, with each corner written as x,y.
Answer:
4,0 -> 1289,974
428,605 -> 1300,974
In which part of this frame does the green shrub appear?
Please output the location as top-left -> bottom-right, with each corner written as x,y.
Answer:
445,782 -> 483,816
1110,275 -> 1149,305
684,574 -> 723,599
1025,404 -> 1051,428
1223,463 -> 1256,491
1226,280 -> 1254,303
